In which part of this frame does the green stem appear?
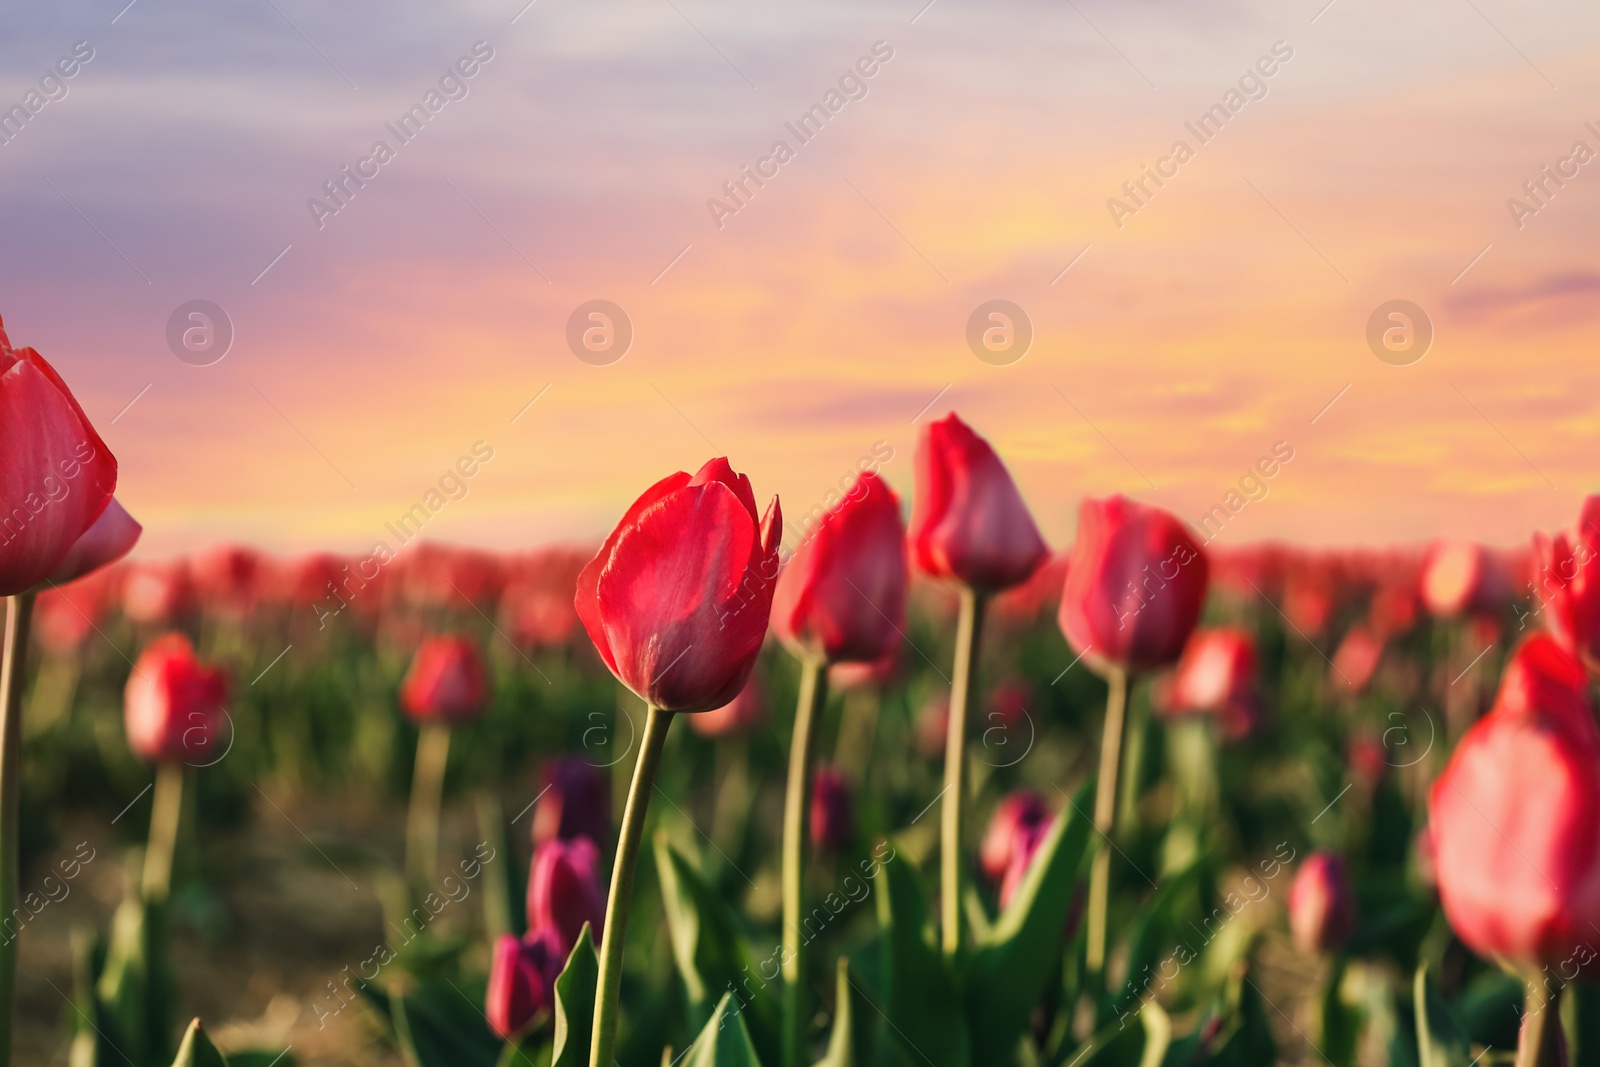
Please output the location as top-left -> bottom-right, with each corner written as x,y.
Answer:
1519,977 -> 1563,1067
141,763 -> 185,903
406,723 -> 452,895
782,658 -> 828,1067
0,592 -> 33,1067
590,705 -> 673,1067
941,588 -> 986,959
1085,666 -> 1129,980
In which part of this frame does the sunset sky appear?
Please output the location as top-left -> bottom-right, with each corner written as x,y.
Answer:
4,0 -> 1599,558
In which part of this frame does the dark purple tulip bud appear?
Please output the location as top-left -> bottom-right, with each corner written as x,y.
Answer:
532,757 -> 610,847
809,766 -> 854,854
998,819 -> 1052,909
979,791 -> 1050,885
486,929 -> 562,1039
1287,851 -> 1357,955
527,837 -> 605,957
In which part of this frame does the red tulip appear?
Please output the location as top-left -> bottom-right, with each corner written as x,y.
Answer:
1162,627 -> 1256,714
685,670 -> 768,738
979,790 -> 1050,884
123,634 -> 228,764
47,497 -> 140,586
1287,851 -> 1357,955
1331,626 -> 1384,694
985,679 -> 1032,732
532,758 -> 610,847
400,636 -> 489,722
283,553 -> 347,608
121,560 -> 197,625
527,837 -> 606,957
1058,496 -> 1209,675
1368,579 -> 1420,639
1429,635 -> 1600,969
485,929 -> 563,1038
915,696 -> 949,761
0,318 -> 119,595
34,567 -> 117,654
1535,496 -> 1600,672
809,766 -> 854,854
575,458 -> 781,713
907,413 -> 1048,592
998,818 -> 1054,909
828,650 -> 899,692
1421,541 -> 1505,618
192,544 -> 265,615
772,471 -> 906,665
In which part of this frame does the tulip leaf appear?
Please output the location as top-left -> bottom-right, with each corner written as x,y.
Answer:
363,978 -> 502,1067
1117,862 -> 1202,1009
97,892 -> 174,1066
684,992 -> 765,1067
963,779 -> 1095,1065
552,924 -> 600,1067
1413,964 -> 1469,1067
170,1018 -> 229,1067
873,846 -> 967,1067
814,958 -> 854,1067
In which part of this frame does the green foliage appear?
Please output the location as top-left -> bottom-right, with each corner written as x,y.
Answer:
552,925 -> 600,1067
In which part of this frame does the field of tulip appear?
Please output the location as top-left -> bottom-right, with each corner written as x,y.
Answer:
8,321 -> 1600,1067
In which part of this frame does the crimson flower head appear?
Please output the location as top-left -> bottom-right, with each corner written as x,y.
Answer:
1429,634 -> 1600,970
1162,627 -> 1257,715
809,766 -> 854,854
575,458 -> 781,713
1058,495 -> 1209,676
980,790 -> 1050,885
485,929 -> 563,1039
527,837 -> 606,958
1287,851 -> 1357,955
532,758 -> 610,847
0,316 -> 119,595
907,413 -> 1048,592
772,471 -> 906,665
48,497 -> 140,586
1535,496 -> 1600,672
1420,540 -> 1504,618
401,636 -> 489,723
124,634 -> 228,765
1330,626 -> 1384,695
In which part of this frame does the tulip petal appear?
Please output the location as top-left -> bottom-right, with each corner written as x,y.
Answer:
48,496 -> 141,586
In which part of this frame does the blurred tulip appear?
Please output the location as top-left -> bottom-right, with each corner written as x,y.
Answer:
809,766 -> 854,854
283,553 -> 347,608
400,635 -> 489,722
1283,570 -> 1337,638
1058,495 -> 1209,676
915,696 -> 949,761
907,413 -> 1048,592
685,671 -> 768,738
33,568 -> 117,655
485,929 -> 563,1039
1429,635 -> 1600,970
997,819 -> 1054,910
46,498 -> 140,586
1163,627 -> 1257,714
772,471 -> 906,665
979,791 -> 1050,884
575,457 -> 781,714
124,634 -> 228,764
828,650 -> 899,692
121,559 -> 197,625
527,837 -> 606,957
1368,579 -> 1420,639
0,318 -> 119,595
1331,626 -> 1384,695
1535,496 -> 1600,672
532,758 -> 610,846
984,679 -> 1032,732
1421,541 -> 1505,618
192,544 -> 265,616
1287,851 -> 1357,956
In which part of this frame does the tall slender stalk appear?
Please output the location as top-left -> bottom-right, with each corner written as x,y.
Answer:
0,592 -> 34,1067
941,587 -> 986,959
782,658 -> 828,1067
142,763 -> 185,903
406,722 -> 452,894
1085,666 -> 1129,979
590,706 -> 673,1067
1519,977 -> 1563,1067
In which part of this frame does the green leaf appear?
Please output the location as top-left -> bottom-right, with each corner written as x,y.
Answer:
655,835 -> 746,1028
551,925 -> 600,1067
873,845 -> 966,1067
964,779 -> 1095,1065
368,978 -> 503,1067
1413,964 -> 1468,1067
814,959 -> 853,1067
1136,1001 -> 1171,1067
170,1019 -> 229,1067
1117,863 -> 1202,1009
684,993 -> 764,1067
96,892 -> 174,1066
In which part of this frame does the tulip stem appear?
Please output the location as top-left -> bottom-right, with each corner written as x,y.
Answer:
782,658 -> 829,1067
941,587 -> 987,959
1519,977 -> 1563,1067
591,705 -> 673,1067
142,763 -> 185,903
1085,665 -> 1129,982
0,592 -> 33,1067
406,723 -> 451,895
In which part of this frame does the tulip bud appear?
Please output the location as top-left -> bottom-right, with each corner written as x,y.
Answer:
400,636 -> 489,722
1331,626 -> 1384,695
907,413 -> 1049,592
809,766 -> 854,854
1163,628 -> 1257,715
0,318 -> 120,596
829,649 -> 900,692
1287,851 -> 1357,956
772,471 -> 907,665
979,791 -> 1050,884
123,634 -> 228,765
1421,540 -> 1505,618
527,837 -> 606,957
998,819 -> 1053,909
46,498 -> 140,586
1058,495 -> 1209,676
192,544 -> 265,617
122,560 -> 197,625
575,458 -> 781,713
532,758 -> 610,847
485,930 -> 562,1039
